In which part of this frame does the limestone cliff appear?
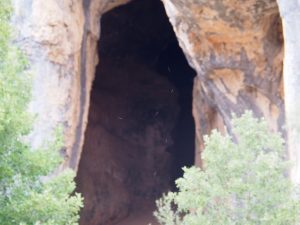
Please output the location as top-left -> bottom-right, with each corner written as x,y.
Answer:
161,0 -> 284,165
12,0 -> 130,170
11,0 -> 287,224
12,0 -> 283,178
277,0 -> 300,184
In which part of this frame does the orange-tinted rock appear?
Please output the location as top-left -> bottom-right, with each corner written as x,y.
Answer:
162,0 -> 284,165
13,0 -> 284,169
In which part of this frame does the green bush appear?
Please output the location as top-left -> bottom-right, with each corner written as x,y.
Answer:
154,112 -> 300,225
0,0 -> 83,224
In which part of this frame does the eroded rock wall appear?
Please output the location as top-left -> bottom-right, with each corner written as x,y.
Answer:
11,0 -> 130,170
12,0 -> 84,167
12,0 -> 284,171
277,0 -> 300,184
161,0 -> 284,165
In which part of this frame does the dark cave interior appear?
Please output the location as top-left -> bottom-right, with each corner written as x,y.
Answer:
76,0 -> 196,224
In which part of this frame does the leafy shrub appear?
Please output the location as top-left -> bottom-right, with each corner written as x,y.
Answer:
0,0 -> 83,224
154,112 -> 300,225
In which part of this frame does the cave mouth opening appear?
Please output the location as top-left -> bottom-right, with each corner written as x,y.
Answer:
76,0 -> 196,224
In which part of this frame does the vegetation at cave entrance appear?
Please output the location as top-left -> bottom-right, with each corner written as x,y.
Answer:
0,0 -> 83,224
155,111 -> 300,225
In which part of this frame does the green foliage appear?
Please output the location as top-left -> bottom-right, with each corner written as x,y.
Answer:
0,1 -> 83,224
155,112 -> 300,225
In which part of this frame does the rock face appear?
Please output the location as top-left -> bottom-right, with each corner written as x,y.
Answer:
161,0 -> 284,165
12,0 -> 85,168
11,0 -> 284,223
12,0 -> 130,170
277,0 -> 300,184
12,0 -> 284,168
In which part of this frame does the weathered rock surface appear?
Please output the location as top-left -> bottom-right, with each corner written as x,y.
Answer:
10,0 -> 288,223
12,0 -> 130,170
12,0 -> 284,169
161,0 -> 284,165
277,0 -> 300,184
12,0 -> 85,168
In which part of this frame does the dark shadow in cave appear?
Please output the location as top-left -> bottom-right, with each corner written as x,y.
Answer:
76,0 -> 196,224
156,39 -> 196,186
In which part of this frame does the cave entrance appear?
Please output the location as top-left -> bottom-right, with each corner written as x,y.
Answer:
76,0 -> 196,224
